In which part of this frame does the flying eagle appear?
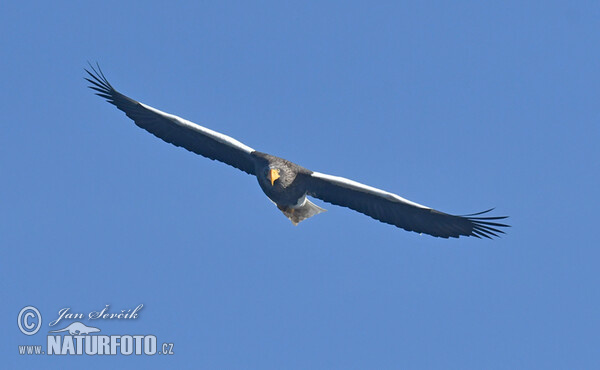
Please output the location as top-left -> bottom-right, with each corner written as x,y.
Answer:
85,64 -> 508,239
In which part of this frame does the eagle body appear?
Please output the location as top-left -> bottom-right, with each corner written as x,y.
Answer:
253,152 -> 309,205
85,64 -> 509,239
253,152 -> 326,225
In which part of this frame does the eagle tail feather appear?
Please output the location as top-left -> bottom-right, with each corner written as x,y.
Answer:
278,199 -> 326,226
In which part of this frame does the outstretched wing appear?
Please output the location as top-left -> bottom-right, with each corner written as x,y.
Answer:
85,64 -> 257,175
303,172 -> 509,238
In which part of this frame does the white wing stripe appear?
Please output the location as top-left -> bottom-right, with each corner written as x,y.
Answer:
311,172 -> 430,209
140,103 -> 255,154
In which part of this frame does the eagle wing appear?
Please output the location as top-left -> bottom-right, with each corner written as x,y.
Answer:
303,171 -> 508,238
85,64 -> 256,175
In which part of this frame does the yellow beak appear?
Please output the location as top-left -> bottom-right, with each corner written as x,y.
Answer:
269,169 -> 280,186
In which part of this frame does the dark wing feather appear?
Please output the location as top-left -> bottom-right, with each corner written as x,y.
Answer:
303,172 -> 509,238
85,63 -> 257,175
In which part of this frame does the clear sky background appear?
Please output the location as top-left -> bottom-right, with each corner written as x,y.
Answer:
2,1 -> 599,369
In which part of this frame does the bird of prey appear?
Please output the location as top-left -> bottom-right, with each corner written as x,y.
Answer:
85,64 -> 509,239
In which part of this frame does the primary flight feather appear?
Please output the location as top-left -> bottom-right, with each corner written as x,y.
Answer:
85,64 -> 509,239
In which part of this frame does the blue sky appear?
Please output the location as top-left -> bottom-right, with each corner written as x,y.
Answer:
2,1 -> 599,368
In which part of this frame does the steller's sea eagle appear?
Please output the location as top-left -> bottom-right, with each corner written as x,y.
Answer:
85,64 -> 509,239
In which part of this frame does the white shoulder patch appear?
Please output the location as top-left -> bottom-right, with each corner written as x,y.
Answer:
140,102 -> 255,154
311,172 -> 430,210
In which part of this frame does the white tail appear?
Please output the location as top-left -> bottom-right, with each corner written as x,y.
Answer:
277,199 -> 326,225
